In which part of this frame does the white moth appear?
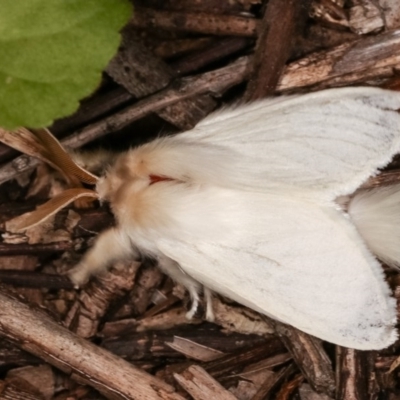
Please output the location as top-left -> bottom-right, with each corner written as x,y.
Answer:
13,87 -> 400,350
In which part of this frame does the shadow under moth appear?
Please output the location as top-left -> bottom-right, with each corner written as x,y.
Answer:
4,86 -> 400,350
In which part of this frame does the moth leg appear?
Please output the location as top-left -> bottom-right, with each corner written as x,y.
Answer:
185,289 -> 200,320
69,228 -> 138,286
157,255 -> 202,319
204,287 -> 215,322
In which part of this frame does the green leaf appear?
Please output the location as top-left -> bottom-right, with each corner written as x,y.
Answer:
0,0 -> 132,129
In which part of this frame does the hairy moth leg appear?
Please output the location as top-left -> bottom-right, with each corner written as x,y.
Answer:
157,254 -> 215,320
69,228 -> 138,286
203,287 -> 215,322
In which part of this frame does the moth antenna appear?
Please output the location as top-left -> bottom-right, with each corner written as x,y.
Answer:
0,127 -> 98,185
348,184 -> 400,268
6,188 -> 98,232
32,128 -> 99,185
0,127 -> 55,167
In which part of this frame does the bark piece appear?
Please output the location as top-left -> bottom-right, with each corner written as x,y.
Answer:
275,324 -> 335,397
0,287 -> 184,400
0,256 -> 37,271
0,144 -> 18,165
4,214 -> 72,245
160,339 -> 285,387
310,0 -> 349,29
0,270 -> 73,290
128,263 -> 165,316
0,338 -> 40,369
380,0 -> 400,29
250,364 -> 296,400
229,380 -> 260,400
166,336 -> 225,362
336,347 -> 368,400
50,87 -> 132,138
107,28 -> 216,130
72,208 -> 114,238
143,291 -> 182,318
277,29 -> 400,91
299,383 -> 334,400
212,297 -> 274,335
276,373 -> 304,400
101,324 -> 267,361
64,261 -> 140,338
205,339 -> 285,379
154,37 -> 215,59
294,25 -> 357,59
135,307 -> 202,332
0,241 -> 71,256
103,307 -> 202,338
245,0 -> 308,100
349,0 -> 384,34
107,31 -> 171,96
6,365 -> 55,400
63,56 -> 249,149
0,381 -> 44,400
174,365 -> 238,400
240,353 -> 293,383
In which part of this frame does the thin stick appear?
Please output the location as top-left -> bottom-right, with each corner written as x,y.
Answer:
0,287 -> 184,400
130,8 -> 259,37
245,0 -> 308,100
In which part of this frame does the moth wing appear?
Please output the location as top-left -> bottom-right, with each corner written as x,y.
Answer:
176,87 -> 400,199
156,193 -> 397,349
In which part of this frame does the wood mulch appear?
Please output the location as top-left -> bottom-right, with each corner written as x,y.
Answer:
0,0 -> 400,399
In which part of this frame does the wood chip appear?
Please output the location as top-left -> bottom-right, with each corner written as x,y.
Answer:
277,29 -> 400,91
336,347 -> 368,400
380,0 -> 400,29
275,324 -> 335,397
6,365 -> 55,400
250,364 -> 296,400
310,0 -> 349,29
64,261 -> 140,338
299,383 -> 334,400
174,365 -> 239,400
135,308 -> 202,332
349,0 -> 384,34
212,297 -> 274,336
166,336 -> 225,362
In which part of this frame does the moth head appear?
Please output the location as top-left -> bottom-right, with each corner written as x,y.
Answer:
96,151 -> 151,203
